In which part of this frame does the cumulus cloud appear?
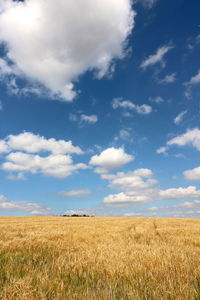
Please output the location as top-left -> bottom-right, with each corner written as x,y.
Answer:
0,194 -> 52,215
140,45 -> 174,70
59,189 -> 91,197
90,147 -> 134,173
102,168 -> 156,191
102,168 -> 158,206
174,110 -> 187,125
0,140 -> 9,153
112,97 -> 152,115
6,132 -> 83,154
101,167 -> 200,206
159,186 -> 200,200
103,192 -> 149,206
184,166 -> 200,181
159,73 -> 176,84
0,132 -> 87,179
2,152 -> 87,178
157,128 -> 200,155
167,128 -> 200,151
0,0 -> 134,101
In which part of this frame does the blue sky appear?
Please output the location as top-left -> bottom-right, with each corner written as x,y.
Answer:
0,0 -> 200,217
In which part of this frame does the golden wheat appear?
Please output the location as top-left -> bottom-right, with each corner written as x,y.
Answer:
0,217 -> 199,299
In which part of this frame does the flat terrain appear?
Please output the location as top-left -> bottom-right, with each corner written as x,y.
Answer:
0,217 -> 200,299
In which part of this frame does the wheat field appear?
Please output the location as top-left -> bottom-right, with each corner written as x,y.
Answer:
0,217 -> 200,299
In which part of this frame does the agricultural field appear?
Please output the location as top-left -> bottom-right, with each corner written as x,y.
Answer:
0,217 -> 200,300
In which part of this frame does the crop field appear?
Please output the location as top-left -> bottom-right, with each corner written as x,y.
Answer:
0,217 -> 200,299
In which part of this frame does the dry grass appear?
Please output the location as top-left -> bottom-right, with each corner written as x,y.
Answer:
0,217 -> 200,299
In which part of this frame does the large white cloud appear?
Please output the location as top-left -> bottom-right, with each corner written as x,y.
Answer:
102,168 -> 157,206
102,168 -> 156,191
159,186 -> 200,200
0,132 -> 87,178
101,167 -> 200,206
6,132 -> 83,154
0,0 -> 134,101
184,167 -> 200,181
103,192 -> 149,206
157,128 -> 200,155
2,152 -> 87,178
167,128 -> 200,151
90,147 -> 134,173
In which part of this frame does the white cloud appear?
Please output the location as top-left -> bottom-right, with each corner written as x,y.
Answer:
103,192 -> 149,206
0,0 -> 134,101
59,189 -> 91,197
6,132 -> 83,154
0,100 -> 3,111
0,194 -> 52,215
0,132 -> 87,179
2,152 -> 87,178
159,73 -> 176,84
159,186 -> 200,200
158,128 -> 200,155
102,168 -> 158,206
185,70 -> 200,99
102,168 -> 156,191
0,140 -> 9,153
174,110 -> 187,125
90,147 -> 134,173
112,98 -> 152,115
176,199 -> 200,208
140,45 -> 174,70
148,206 -> 158,211
101,167 -> 200,207
184,166 -> 200,181
156,146 -> 168,155
188,70 -> 200,85
80,114 -> 98,124
167,128 -> 200,151
149,96 -> 164,103
69,112 -> 98,125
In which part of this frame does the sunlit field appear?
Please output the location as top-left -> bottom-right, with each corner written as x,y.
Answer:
0,217 -> 200,299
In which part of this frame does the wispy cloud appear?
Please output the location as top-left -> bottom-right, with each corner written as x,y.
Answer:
174,110 -> 187,125
0,194 -> 52,216
159,73 -> 176,84
149,96 -> 164,103
59,189 -> 92,197
112,98 -> 152,115
184,70 -> 200,99
140,45 -> 174,70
